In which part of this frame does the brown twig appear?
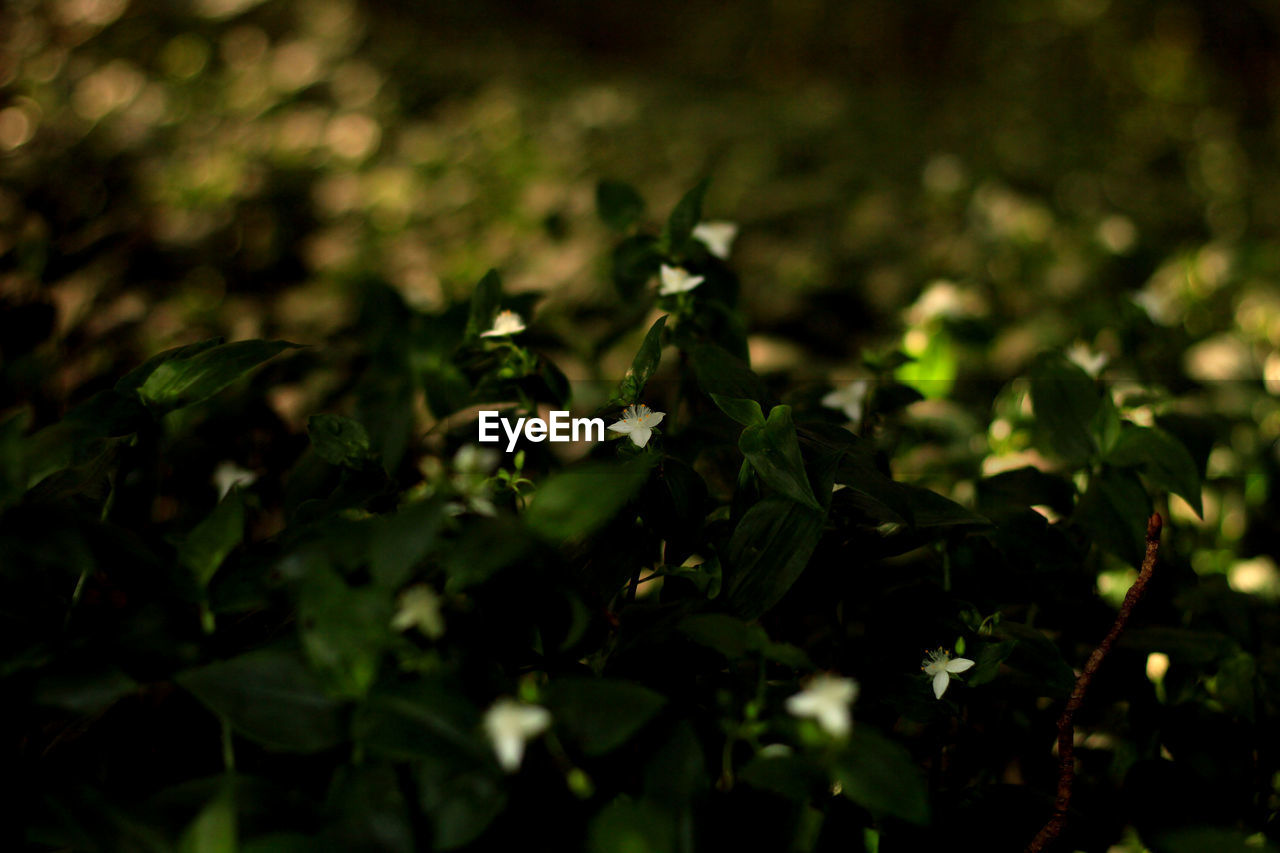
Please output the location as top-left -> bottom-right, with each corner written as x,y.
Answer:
1025,513 -> 1163,853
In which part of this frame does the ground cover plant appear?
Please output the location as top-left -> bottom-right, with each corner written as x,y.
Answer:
5,176 -> 1275,852
8,1 -> 1280,851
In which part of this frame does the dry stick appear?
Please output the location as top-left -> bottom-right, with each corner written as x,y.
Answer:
1025,512 -> 1163,853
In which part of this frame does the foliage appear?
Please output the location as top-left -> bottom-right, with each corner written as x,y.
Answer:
7,1 -> 1280,850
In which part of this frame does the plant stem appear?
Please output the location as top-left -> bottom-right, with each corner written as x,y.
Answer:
1025,512 -> 1162,853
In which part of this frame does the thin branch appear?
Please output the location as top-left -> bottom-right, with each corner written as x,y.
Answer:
1025,512 -> 1163,853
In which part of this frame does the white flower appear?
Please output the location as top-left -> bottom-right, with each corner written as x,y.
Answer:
454,445 -> 499,477
608,403 -> 665,448
480,310 -> 526,337
821,380 -> 870,428
785,674 -> 859,738
391,584 -> 446,639
212,462 -> 256,499
692,221 -> 739,260
922,647 -> 974,699
484,698 -> 551,772
1066,341 -> 1109,378
658,264 -> 704,296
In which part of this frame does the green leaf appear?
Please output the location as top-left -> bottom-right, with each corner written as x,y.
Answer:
687,341 -> 768,404
177,648 -> 347,753
179,784 -> 236,853
740,405 -> 820,510
1029,353 -> 1101,463
116,337 -> 224,394
611,234 -> 662,300
546,678 -> 666,756
299,565 -> 389,698
596,180 -> 646,231
976,467 -> 1076,518
662,178 -> 710,255
1155,828 -> 1278,853
724,496 -> 825,619
419,766 -> 507,851
465,269 -> 502,339
833,726 -> 930,824
739,754 -> 825,801
178,490 -> 245,590
609,315 -> 667,407
678,613 -> 771,659
354,678 -> 489,765
370,499 -> 444,588
1106,425 -> 1203,516
588,798 -> 676,853
711,394 -> 765,427
308,413 -> 375,468
1074,466 -> 1152,566
525,456 -> 655,542
136,339 -> 297,414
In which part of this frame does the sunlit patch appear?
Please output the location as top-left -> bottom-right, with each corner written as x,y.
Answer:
72,60 -> 145,121
1229,556 -> 1280,599
0,103 -> 38,151
1096,214 -> 1136,253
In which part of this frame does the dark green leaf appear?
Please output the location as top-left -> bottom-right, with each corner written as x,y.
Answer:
178,490 -> 245,590
1155,828 -> 1278,853
465,269 -> 503,339
724,497 -> 825,619
976,467 -> 1076,518
1074,466 -> 1152,566
739,405 -> 820,510
525,456 -> 655,542
662,178 -> 710,255
136,340 -> 297,414
688,342 -> 768,404
419,767 -> 506,851
547,678 -> 666,756
299,565 -> 389,698
588,798 -> 676,853
612,235 -> 662,300
596,180 -> 646,231
677,613 -> 770,659
354,678 -> 489,765
609,315 -> 667,407
308,414 -> 375,468
833,726 -> 930,824
1029,353 -> 1101,463
177,648 -> 347,753
1106,425 -> 1203,516
116,338 -> 224,394
710,394 -> 765,427
178,783 -> 236,853
370,499 -> 444,588
739,754 -> 826,801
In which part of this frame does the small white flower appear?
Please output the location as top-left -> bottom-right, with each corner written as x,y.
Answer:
212,462 -> 256,499
391,584 -> 446,639
1066,341 -> 1109,378
922,647 -> 974,699
821,380 -> 870,428
608,403 -> 665,448
785,674 -> 859,738
692,221 -> 738,260
658,264 -> 704,296
480,310 -> 526,337
484,698 -> 551,772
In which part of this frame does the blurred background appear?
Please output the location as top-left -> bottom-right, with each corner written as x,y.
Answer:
5,0 -> 1280,585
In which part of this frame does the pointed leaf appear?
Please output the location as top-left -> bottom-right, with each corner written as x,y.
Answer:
1106,425 -> 1203,516
465,269 -> 502,339
178,490 -> 245,589
739,405 -> 819,510
609,315 -> 667,407
136,340 -> 297,413
596,180 -> 646,231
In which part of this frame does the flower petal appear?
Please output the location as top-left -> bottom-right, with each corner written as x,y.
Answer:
641,411 -> 665,428
946,657 -> 975,673
629,425 -> 653,448
933,670 -> 950,699
608,420 -> 635,434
